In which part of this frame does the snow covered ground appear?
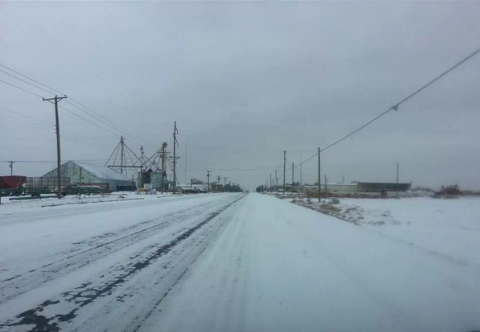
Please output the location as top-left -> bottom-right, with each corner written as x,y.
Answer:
0,193 -> 479,332
0,191 -> 175,212
289,196 -> 480,277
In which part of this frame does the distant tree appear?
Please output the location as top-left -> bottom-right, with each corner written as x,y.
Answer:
190,178 -> 204,184
229,184 -> 242,192
256,185 -> 266,193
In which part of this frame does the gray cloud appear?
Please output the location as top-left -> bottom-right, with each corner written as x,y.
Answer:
1,1 -> 480,190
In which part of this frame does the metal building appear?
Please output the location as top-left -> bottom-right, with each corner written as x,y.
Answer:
42,161 -> 134,191
300,184 -> 358,194
351,181 -> 412,193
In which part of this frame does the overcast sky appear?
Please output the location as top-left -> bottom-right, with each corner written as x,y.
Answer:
1,1 -> 480,191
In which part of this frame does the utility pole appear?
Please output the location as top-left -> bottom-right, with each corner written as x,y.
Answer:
8,161 -> 14,176
396,163 -> 399,198
120,136 -> 125,174
43,95 -> 67,199
325,175 -> 327,195
269,173 -> 272,192
292,163 -> 294,186
185,141 -> 187,186
139,145 -> 144,189
218,175 -> 221,192
318,147 -> 321,202
172,122 -> 179,194
283,150 -> 286,195
300,157 -> 303,186
160,142 -> 168,193
275,169 -> 278,193
207,170 -> 211,193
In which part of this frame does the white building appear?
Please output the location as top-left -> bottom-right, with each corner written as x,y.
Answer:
42,161 -> 134,191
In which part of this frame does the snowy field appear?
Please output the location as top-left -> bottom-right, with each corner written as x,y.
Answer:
0,193 -> 479,332
288,196 -> 480,275
0,191 -> 175,212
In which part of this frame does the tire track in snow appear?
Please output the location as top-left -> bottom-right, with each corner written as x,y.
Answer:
0,199 -> 227,304
0,194 -> 245,332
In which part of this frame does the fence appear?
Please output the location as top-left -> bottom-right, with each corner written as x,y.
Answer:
25,177 -> 71,190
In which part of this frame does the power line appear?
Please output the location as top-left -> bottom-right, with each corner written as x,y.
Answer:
185,166 -> 281,172
0,106 -> 115,145
0,79 -> 44,98
0,83 -> 128,143
277,45 -> 480,175
0,106 -> 54,127
0,159 -> 108,163
0,112 -> 52,130
62,101 -> 147,147
58,105 -> 123,137
66,98 -> 157,148
1,63 -> 159,150
0,69 -> 56,96
0,63 -> 64,95
320,46 -> 480,153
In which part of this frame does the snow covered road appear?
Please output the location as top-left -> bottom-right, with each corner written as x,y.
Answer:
0,193 -> 478,332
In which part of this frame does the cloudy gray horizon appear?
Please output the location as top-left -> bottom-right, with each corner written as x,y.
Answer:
1,1 -> 480,191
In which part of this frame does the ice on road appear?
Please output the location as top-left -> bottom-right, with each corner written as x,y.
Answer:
0,193 -> 478,332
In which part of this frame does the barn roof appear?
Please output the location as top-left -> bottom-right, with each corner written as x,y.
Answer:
73,161 -> 131,181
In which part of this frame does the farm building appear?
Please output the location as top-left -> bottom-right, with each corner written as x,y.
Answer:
42,161 -> 134,191
300,184 -> 358,194
138,170 -> 173,191
351,181 -> 412,192
298,181 -> 412,195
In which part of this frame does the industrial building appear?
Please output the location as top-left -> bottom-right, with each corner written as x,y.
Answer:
138,170 -> 173,191
296,181 -> 412,195
42,161 -> 134,191
300,184 -> 358,194
351,181 -> 412,192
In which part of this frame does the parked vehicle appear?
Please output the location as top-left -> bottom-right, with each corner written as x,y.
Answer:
0,176 -> 27,189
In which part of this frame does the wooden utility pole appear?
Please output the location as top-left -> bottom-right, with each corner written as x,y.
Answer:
43,95 -> 67,199
138,145 -> 144,188
218,175 -> 221,192
396,163 -> 399,198
8,161 -> 14,176
120,136 -> 125,174
325,175 -> 327,195
318,147 -> 321,202
207,170 -> 211,192
300,157 -> 302,186
185,141 -> 188,186
172,122 -> 179,194
292,163 -> 294,185
275,169 -> 278,193
160,142 -> 168,193
283,151 -> 286,195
